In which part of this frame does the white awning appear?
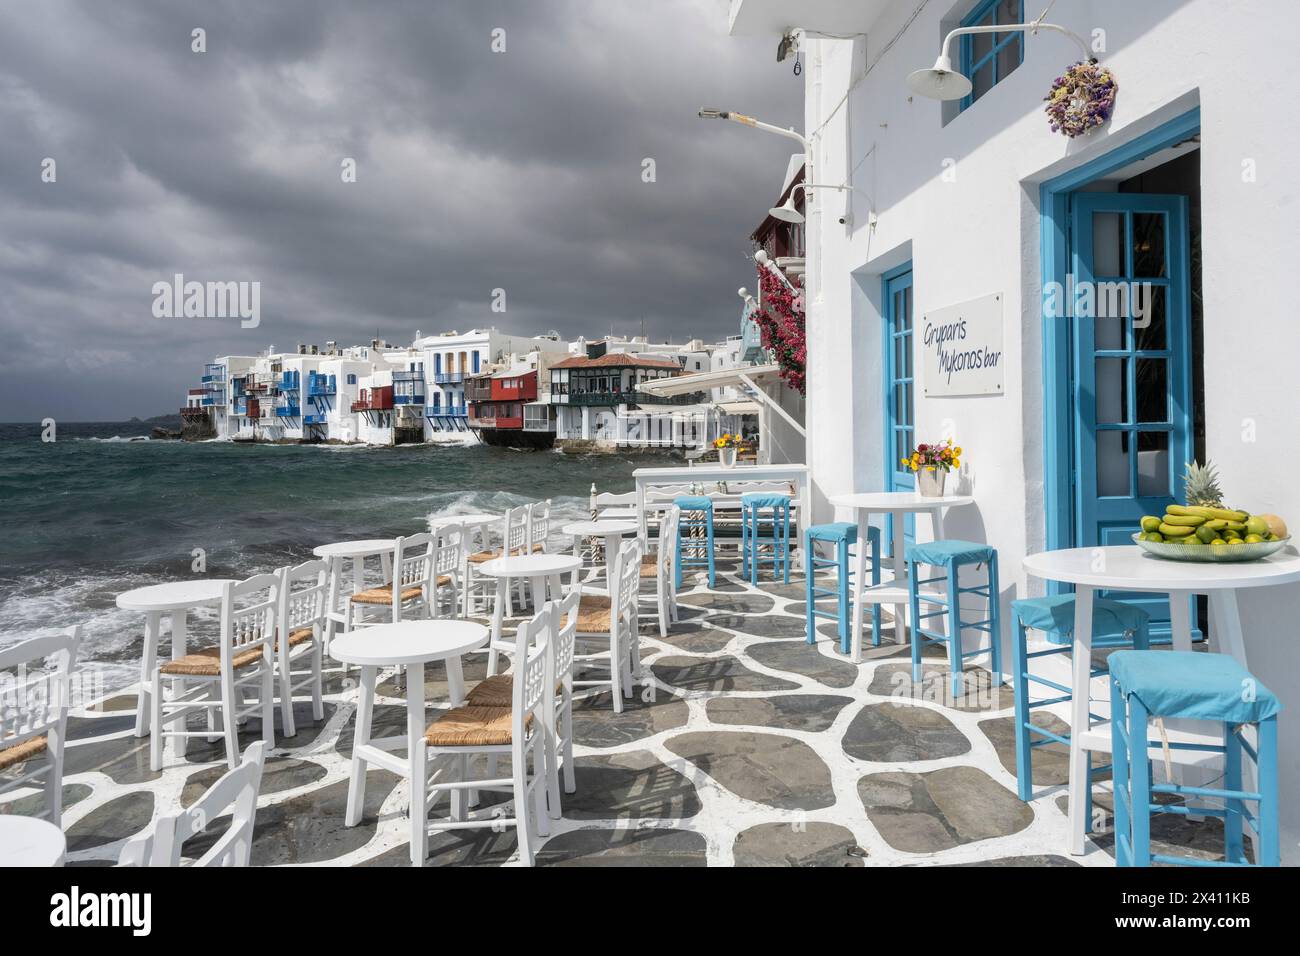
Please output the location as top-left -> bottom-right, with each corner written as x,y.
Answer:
716,400 -> 760,415
635,363 -> 782,397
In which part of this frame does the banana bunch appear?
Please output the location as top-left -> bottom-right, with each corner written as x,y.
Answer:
1139,505 -> 1282,547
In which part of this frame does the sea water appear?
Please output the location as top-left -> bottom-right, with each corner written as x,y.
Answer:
0,421 -> 656,694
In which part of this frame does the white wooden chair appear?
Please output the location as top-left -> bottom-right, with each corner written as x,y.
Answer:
466,507 -> 528,615
591,489 -> 637,518
527,499 -> 552,553
345,532 -> 444,629
0,627 -> 80,826
418,608 -> 551,866
573,538 -> 643,713
274,560 -> 328,738
641,504 -> 681,638
119,741 -> 266,867
151,574 -> 277,772
429,524 -> 465,618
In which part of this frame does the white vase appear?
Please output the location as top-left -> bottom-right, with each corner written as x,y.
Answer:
917,468 -> 946,497
719,447 -> 737,468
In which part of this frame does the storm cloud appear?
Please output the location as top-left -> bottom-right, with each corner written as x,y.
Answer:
0,0 -> 802,420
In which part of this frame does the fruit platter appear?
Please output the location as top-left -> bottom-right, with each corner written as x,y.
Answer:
1135,462 -> 1290,562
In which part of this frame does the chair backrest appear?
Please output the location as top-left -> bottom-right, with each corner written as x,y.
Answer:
613,538 -> 643,628
0,627 -> 81,753
658,505 -> 681,583
119,741 -> 267,867
512,609 -> 552,742
432,524 -> 463,578
528,499 -> 551,552
394,531 -> 436,592
221,575 -> 279,669
549,591 -> 580,692
504,506 -> 528,555
592,490 -> 636,516
276,560 -> 329,658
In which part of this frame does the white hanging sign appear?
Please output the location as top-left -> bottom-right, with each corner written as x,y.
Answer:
920,292 -> 1004,396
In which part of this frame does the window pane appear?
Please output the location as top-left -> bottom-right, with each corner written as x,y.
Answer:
971,62 -> 994,102
903,332 -> 913,378
1091,212 -> 1124,277
997,0 -> 1021,23
995,35 -> 1021,81
1133,284 -> 1167,351
1095,357 -> 1128,424
1132,213 -> 1167,278
1097,430 -> 1130,497
972,28 -> 993,66
903,286 -> 913,329
895,334 -> 906,383
1136,358 -> 1168,423
1137,431 -> 1171,497
1095,314 -> 1124,351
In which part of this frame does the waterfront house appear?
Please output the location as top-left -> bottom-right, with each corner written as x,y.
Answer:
548,351 -> 695,449
723,0 -> 1300,857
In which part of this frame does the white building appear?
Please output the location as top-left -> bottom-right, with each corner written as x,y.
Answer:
724,0 -> 1300,856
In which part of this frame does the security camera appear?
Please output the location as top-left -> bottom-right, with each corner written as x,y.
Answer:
838,213 -> 853,227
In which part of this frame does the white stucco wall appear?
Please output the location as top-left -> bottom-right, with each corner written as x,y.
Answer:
798,0 -> 1300,857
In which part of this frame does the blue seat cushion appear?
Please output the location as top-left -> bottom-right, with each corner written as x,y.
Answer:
906,539 -> 995,568
741,492 -> 791,509
674,495 -> 714,512
807,522 -> 856,544
1012,595 -> 1148,646
1109,651 -> 1282,724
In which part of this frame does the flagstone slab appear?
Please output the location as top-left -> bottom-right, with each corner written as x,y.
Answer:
376,655 -> 490,701
867,661 -> 1012,713
979,713 -> 1108,787
1,783 -> 93,817
64,732 -> 161,786
705,612 -> 809,640
706,694 -> 852,733
649,621 -> 734,654
944,855 -> 1080,867
733,821 -> 864,867
651,655 -> 798,693
564,751 -> 701,820
183,701 -> 338,763
842,702 -> 972,763
66,791 -> 155,851
666,731 -> 835,810
535,827 -> 708,866
181,756 -> 328,807
571,689 -> 689,747
67,712 -> 138,741
678,591 -> 776,614
334,704 -> 408,759
745,640 -> 858,688
90,694 -> 139,713
857,766 -> 1032,852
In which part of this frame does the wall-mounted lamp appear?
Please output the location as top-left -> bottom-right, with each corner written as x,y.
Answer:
906,15 -> 1092,101
768,182 -> 875,226
697,109 -> 810,149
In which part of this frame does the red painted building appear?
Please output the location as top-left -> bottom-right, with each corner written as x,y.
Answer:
468,370 -> 551,449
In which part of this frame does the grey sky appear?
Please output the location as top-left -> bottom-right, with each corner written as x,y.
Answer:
0,0 -> 802,421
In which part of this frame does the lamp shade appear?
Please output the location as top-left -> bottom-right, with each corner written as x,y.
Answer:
906,55 -> 973,101
768,194 -> 804,224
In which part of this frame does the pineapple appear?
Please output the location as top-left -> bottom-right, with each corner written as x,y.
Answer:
1183,460 -> 1225,509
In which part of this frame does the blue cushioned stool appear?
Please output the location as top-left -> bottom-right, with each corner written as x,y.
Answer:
741,493 -> 792,586
674,496 -> 716,589
1011,595 -> 1150,815
1109,651 -> 1281,867
805,523 -> 880,655
907,540 -> 1001,697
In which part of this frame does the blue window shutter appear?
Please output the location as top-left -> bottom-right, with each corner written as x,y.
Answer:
473,352 -> 481,373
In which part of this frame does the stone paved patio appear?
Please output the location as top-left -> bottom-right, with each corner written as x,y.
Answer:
4,558 -> 1232,866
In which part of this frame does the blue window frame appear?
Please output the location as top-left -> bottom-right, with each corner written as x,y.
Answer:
346,373 -> 356,385
882,264 -> 916,554
960,0 -> 1023,112
472,351 -> 481,373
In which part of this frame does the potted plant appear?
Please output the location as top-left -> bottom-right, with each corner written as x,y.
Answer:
903,439 -> 961,497
713,433 -> 745,468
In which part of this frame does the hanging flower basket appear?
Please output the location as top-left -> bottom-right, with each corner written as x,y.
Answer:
754,265 -> 806,395
1044,59 -> 1117,138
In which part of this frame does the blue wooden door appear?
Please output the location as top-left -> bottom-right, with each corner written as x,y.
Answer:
883,266 -> 916,555
1070,193 -> 1192,630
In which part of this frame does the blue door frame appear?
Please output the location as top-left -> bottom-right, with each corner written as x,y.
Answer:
1040,107 -> 1201,634
882,263 -> 916,555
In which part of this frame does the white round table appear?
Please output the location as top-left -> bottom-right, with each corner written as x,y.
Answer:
0,816 -> 66,867
562,519 -> 639,583
330,620 -> 488,865
429,513 -> 499,554
116,579 -> 236,746
1024,543 -> 1300,855
479,553 -> 583,676
313,538 -> 399,642
829,492 -> 974,659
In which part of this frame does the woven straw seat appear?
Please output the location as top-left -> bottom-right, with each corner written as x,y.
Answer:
576,594 -> 613,633
639,553 -> 658,578
530,543 -> 547,553
424,706 -> 530,747
275,626 -> 314,651
160,645 -> 264,677
0,735 -> 48,771
468,550 -> 502,564
466,673 -> 562,708
350,577 -> 447,605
